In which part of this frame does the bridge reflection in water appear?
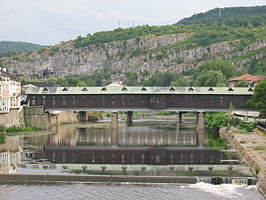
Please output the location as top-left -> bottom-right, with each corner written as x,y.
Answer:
30,119 -> 232,165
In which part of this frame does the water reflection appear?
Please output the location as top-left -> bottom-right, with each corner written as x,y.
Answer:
0,136 -> 21,174
46,119 -> 198,147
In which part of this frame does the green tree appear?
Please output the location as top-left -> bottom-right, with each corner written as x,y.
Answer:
198,60 -> 236,79
249,79 -> 266,116
194,70 -> 227,86
170,77 -> 190,86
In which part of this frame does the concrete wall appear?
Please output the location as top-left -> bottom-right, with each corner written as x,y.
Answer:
0,108 -> 24,127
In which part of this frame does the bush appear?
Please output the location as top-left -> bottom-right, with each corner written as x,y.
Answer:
240,121 -> 256,132
205,112 -> 228,132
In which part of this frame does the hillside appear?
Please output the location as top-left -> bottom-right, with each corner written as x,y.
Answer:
0,41 -> 46,57
0,6 -> 265,86
177,5 -> 266,27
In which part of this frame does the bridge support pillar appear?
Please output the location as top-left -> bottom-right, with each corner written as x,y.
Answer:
126,111 -> 133,126
196,112 -> 205,147
111,112 -> 119,129
176,112 -> 182,129
111,128 -> 118,145
78,111 -> 87,122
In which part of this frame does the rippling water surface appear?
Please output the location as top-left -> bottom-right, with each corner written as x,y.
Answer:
0,183 -> 264,200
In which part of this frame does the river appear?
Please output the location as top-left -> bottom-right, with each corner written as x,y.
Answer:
0,118 -> 264,199
0,183 -> 264,200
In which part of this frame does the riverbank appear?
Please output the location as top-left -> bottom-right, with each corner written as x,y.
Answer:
219,127 -> 266,197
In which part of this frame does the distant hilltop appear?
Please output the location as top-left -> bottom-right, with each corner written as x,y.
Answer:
177,5 -> 266,26
0,41 -> 46,58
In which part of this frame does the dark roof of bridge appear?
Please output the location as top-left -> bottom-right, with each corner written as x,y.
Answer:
26,86 -> 254,95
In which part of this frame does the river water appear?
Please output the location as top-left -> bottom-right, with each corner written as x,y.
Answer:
0,118 -> 265,199
0,183 -> 264,200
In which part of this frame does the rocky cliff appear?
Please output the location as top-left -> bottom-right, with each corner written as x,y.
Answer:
1,28 -> 266,80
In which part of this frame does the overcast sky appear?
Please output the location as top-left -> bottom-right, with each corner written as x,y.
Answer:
0,0 -> 265,45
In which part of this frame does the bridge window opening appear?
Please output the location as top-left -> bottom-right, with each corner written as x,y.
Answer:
72,100 -> 76,106
31,100 -> 35,105
52,96 -> 55,99
188,87 -> 194,91
228,87 -> 234,91
140,98 -> 144,104
131,154 -> 135,164
62,87 -> 68,91
122,87 -> 127,91
52,100 -> 56,106
42,100 -> 46,105
63,100 -> 66,106
208,87 -> 214,91
141,87 -> 147,91
190,153 -> 194,163
92,153 -> 96,163
82,87 -> 88,91
170,154 -> 174,164
42,96 -> 46,99
169,87 -> 175,91
101,87 -> 107,91
121,154 -> 125,164
155,155 -> 160,163
141,154 -> 145,163
220,96 -> 224,106
43,87 -> 48,92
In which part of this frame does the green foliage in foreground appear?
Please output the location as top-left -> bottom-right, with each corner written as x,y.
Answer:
205,112 -> 257,133
0,126 -> 39,133
249,79 -> 266,116
205,112 -> 228,132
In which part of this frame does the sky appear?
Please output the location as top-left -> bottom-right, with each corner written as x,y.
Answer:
0,0 -> 265,45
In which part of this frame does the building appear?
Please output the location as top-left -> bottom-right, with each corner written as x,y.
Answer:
0,68 -> 21,113
229,74 -> 266,87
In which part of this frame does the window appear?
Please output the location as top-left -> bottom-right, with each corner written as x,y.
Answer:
52,100 -> 56,106
122,87 -> 127,91
208,87 -> 214,91
169,87 -> 175,91
32,100 -> 36,105
188,87 -> 194,91
141,87 -> 147,91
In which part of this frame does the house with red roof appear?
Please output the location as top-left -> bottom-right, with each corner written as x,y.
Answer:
228,74 -> 266,87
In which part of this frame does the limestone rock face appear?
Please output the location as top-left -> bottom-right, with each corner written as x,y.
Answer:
2,34 -> 266,79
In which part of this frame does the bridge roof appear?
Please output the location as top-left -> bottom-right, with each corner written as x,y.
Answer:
26,86 -> 254,95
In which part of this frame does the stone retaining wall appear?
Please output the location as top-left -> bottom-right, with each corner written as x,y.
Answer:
219,127 -> 266,197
